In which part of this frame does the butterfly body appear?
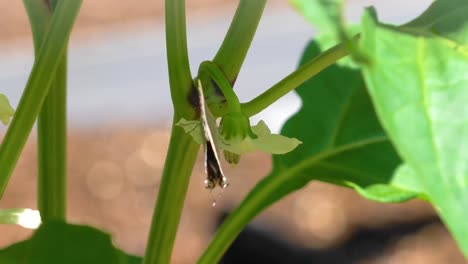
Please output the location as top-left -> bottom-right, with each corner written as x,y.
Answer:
197,80 -> 229,190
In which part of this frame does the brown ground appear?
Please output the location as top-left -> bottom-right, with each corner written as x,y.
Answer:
0,128 -> 465,263
0,0 -> 225,38
0,0 -> 289,41
0,0 -> 467,263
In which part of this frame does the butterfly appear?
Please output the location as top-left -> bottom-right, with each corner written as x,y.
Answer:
197,80 -> 229,190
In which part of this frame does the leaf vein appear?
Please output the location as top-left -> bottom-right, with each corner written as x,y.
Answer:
326,87 -> 357,149
315,160 -> 381,184
417,38 -> 446,188
288,135 -> 389,178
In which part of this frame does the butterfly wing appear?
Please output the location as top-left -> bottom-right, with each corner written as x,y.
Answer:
197,80 -> 228,189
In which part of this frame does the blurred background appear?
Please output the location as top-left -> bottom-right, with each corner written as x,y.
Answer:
0,0 -> 466,263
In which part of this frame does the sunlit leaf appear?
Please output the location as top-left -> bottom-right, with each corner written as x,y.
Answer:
199,37 -> 424,264
177,119 -> 301,156
392,164 -> 427,197
200,2 -> 468,262
347,164 -> 429,203
290,0 -> 343,35
291,0 -> 362,68
267,39 -> 421,203
224,120 -> 302,155
359,8 -> 468,257
0,208 -> 41,229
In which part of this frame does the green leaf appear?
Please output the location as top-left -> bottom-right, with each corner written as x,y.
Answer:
176,118 -> 205,145
269,40 -> 420,202
0,94 -> 14,125
290,0 -> 342,35
403,0 -> 468,44
198,39 -> 423,264
392,164 -> 427,197
290,0 -> 361,67
223,120 -> 302,155
0,221 -> 141,264
348,164 -> 429,203
248,121 -> 302,154
359,9 -> 468,257
176,118 -> 301,155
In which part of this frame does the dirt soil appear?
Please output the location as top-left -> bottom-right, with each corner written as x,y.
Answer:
0,0 -> 466,263
0,0 -> 288,40
0,127 -> 465,263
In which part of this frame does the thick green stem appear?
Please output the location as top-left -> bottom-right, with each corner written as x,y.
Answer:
143,122 -> 200,264
197,167 -> 296,264
0,0 -> 81,198
24,0 -> 68,222
213,0 -> 266,84
198,61 -> 242,114
166,0 -> 195,119
241,41 -> 350,117
37,56 -> 67,222
143,0 -> 198,263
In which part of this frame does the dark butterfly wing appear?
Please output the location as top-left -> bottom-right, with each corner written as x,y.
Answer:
205,138 -> 228,189
198,80 -> 228,190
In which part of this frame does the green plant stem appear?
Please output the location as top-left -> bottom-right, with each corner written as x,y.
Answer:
213,0 -> 266,84
165,0 -> 194,119
24,0 -> 67,222
143,0 -> 198,263
37,56 -> 67,222
0,208 -> 28,225
143,122 -> 199,264
241,41 -> 350,117
197,167 -> 296,264
198,61 -> 242,113
0,0 -> 81,198
198,39 -> 355,264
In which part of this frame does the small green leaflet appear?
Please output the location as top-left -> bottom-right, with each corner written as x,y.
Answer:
177,119 -> 302,156
0,94 -> 14,125
176,119 -> 204,145
0,208 -> 41,229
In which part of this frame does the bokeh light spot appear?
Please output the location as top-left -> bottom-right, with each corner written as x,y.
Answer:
86,161 -> 125,200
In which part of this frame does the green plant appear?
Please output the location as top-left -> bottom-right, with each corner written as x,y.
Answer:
0,0 -> 467,263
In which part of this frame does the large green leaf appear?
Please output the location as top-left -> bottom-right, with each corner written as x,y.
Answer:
359,9 -> 468,257
0,221 -> 141,264
290,0 -> 342,33
200,1 -> 468,263
403,0 -> 468,45
270,40 -> 421,203
198,39 -> 424,264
